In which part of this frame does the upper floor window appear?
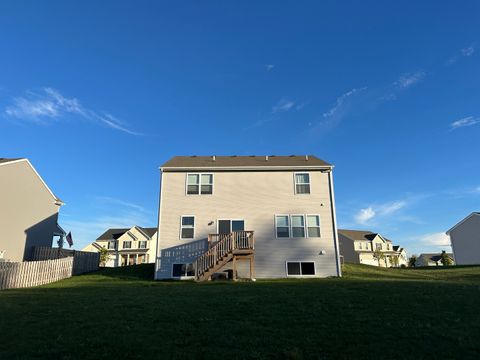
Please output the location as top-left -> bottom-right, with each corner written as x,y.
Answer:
107,241 -> 116,250
291,215 -> 305,237
123,241 -> 132,249
294,173 -> 310,194
181,216 -> 195,239
376,243 -> 382,251
187,174 -> 213,195
358,242 -> 363,250
139,240 -> 147,249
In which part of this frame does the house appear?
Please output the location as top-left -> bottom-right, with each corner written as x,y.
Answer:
154,155 -> 341,280
446,212 -> 480,265
82,226 -> 157,267
338,229 -> 407,267
0,158 -> 65,262
415,252 -> 454,267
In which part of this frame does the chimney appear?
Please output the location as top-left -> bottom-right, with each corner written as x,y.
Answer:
305,155 -> 309,161
212,155 -> 216,161
265,156 -> 269,161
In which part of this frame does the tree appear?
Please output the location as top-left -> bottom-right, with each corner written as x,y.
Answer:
373,249 -> 385,267
440,250 -> 453,266
408,255 -> 417,267
99,247 -> 110,267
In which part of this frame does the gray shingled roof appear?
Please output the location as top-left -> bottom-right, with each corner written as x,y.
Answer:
0,158 -> 24,164
417,253 -> 454,262
96,227 -> 157,241
161,155 -> 332,169
338,229 -> 393,243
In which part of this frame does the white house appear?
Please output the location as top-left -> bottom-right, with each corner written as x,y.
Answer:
83,226 -> 157,267
446,212 -> 480,265
154,155 -> 342,280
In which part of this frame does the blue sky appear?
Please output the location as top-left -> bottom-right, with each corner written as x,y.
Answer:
1,1 -> 479,254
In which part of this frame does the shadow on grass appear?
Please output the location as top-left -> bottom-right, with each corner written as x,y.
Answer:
95,264 -> 155,281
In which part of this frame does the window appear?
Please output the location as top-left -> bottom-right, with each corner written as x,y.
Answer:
123,241 -> 132,249
187,173 -> 213,195
358,242 -> 362,250
294,173 -> 310,194
376,243 -> 382,250
139,240 -> 147,249
181,216 -> 195,239
275,216 -> 290,238
365,243 -> 369,251
172,263 -> 195,277
291,215 -> 305,237
276,214 -> 321,239
107,241 -> 116,250
286,261 -> 316,276
306,215 -> 321,237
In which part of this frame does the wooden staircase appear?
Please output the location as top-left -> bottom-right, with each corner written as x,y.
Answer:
194,231 -> 254,281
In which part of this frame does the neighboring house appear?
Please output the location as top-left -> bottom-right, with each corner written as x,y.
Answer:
338,229 -> 406,267
0,158 -> 65,262
83,226 -> 157,267
446,212 -> 480,265
415,252 -> 454,267
154,155 -> 341,280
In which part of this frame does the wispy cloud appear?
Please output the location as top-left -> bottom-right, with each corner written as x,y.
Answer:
272,98 -> 295,114
418,232 -> 451,247
322,88 -> 367,119
395,71 -> 425,89
450,116 -> 480,130
4,87 -> 142,135
354,200 -> 408,225
94,196 -> 147,212
266,64 -> 275,72
447,43 -> 475,65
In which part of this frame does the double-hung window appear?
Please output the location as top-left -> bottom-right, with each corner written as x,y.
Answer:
187,174 -> 213,195
138,240 -> 147,249
294,173 -> 310,194
123,241 -> 132,249
306,215 -> 321,237
291,215 -> 305,237
180,216 -> 195,239
107,241 -> 116,250
275,216 -> 290,238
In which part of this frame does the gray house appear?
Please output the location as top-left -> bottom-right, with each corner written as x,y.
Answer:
154,155 -> 341,280
0,158 -> 65,262
446,212 -> 480,265
415,252 -> 454,267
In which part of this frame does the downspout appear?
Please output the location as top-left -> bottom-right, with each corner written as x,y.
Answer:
327,169 -> 342,277
154,168 -> 164,280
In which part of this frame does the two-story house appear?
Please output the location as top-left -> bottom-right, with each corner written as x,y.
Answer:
83,226 -> 157,267
338,229 -> 407,267
154,155 -> 341,280
0,158 -> 65,262
446,212 -> 480,265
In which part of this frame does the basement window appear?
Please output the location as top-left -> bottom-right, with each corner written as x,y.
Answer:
286,261 -> 316,276
172,263 -> 195,278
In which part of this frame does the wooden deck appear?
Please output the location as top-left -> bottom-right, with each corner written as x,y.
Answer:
193,231 -> 255,281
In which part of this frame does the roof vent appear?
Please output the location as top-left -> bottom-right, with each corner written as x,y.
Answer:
265,156 -> 268,161
212,155 -> 216,161
305,155 -> 309,161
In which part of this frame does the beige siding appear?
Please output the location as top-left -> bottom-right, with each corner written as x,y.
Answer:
449,214 -> 480,265
155,170 -> 340,279
0,161 -> 60,262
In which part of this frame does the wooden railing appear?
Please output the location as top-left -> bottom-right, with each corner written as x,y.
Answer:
195,231 -> 254,280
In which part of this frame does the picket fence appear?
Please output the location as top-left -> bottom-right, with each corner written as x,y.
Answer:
0,257 -> 74,290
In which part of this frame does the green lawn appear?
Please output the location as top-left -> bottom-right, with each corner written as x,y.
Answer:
1,264 -> 480,359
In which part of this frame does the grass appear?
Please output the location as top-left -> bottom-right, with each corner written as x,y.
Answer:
1,264 -> 480,359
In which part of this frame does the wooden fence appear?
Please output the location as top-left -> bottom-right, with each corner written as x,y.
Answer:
29,246 -> 100,275
0,257 -> 74,290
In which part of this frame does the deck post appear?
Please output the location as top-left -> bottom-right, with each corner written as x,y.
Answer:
232,255 -> 237,281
